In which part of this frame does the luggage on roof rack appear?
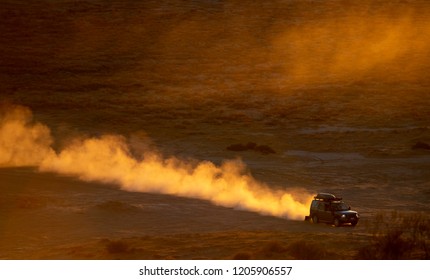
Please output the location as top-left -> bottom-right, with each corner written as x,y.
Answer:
314,193 -> 342,201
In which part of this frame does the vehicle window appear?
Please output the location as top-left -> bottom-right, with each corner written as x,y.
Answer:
331,203 -> 349,211
311,201 -> 318,209
317,203 -> 325,211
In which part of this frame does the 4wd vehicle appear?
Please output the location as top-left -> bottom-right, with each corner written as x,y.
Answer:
305,193 -> 359,227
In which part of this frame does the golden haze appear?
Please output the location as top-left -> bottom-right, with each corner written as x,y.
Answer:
0,105 -> 312,220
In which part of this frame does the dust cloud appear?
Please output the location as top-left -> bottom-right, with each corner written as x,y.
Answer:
0,104 -> 54,167
270,5 -> 430,85
0,105 -> 312,220
3,0 -> 430,99
3,0 -> 429,221
109,0 -> 430,88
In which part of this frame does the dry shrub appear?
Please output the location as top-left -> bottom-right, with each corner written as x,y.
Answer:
357,230 -> 413,259
412,141 -> 430,150
254,145 -> 276,155
256,241 -> 288,259
226,143 -> 249,152
226,142 -> 275,155
357,211 -> 430,259
264,241 -> 288,254
287,240 -> 330,260
234,239 -> 335,260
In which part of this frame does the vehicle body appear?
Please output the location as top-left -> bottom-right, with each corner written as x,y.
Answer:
306,193 -> 359,227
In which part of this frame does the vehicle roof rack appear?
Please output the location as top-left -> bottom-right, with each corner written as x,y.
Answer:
314,193 -> 342,202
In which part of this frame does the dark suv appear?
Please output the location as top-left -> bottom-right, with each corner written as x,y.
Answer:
306,193 -> 359,227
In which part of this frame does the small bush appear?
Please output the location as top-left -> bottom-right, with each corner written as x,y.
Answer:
357,212 -> 430,259
254,145 -> 276,155
412,141 -> 430,150
245,142 -> 257,149
226,143 -> 248,152
287,240 -> 330,260
226,142 -> 275,155
255,241 -> 288,259
357,230 -> 413,259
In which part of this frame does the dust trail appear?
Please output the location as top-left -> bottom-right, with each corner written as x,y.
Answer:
269,4 -> 430,85
0,105 -> 312,220
0,104 -> 54,166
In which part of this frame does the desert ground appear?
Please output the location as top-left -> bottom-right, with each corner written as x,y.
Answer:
1,0 -> 429,259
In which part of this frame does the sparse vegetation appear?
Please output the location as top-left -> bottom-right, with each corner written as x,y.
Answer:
227,142 -> 276,155
254,145 -> 276,155
229,238 -> 339,260
412,141 -> 430,150
256,241 -> 288,259
287,240 -> 332,260
357,211 -> 430,259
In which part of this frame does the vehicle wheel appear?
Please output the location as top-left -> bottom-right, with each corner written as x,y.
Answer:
351,221 -> 358,227
312,215 -> 319,224
334,218 -> 340,227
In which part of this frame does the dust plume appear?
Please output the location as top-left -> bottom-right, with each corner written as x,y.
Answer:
0,104 -> 54,167
3,0 -> 430,100
270,7 -> 430,85
0,105 -> 312,220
